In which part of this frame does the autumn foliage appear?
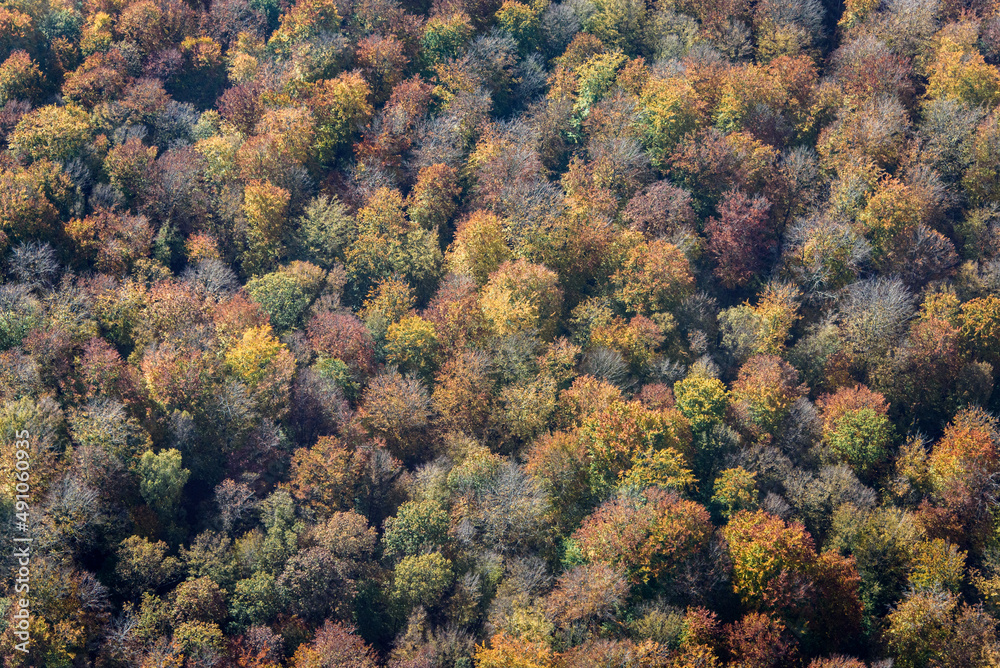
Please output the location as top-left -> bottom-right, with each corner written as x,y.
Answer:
3,0 -> 1000,666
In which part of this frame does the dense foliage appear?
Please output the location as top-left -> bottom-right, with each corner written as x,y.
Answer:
3,0 -> 1000,665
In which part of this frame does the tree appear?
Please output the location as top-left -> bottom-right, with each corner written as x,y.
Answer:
817,96 -> 910,175
76,337 -> 142,406
359,275 -> 416,343
638,75 -> 705,169
545,563 -> 630,628
308,71 -> 374,164
924,407 -> 1000,550
589,314 -> 665,374
0,558 -> 112,666
391,552 -> 454,611
295,195 -> 356,269
730,355 -> 808,440
909,538 -> 966,594
831,34 -> 914,102
582,0 -> 647,52
725,613 -> 797,668
816,385 -> 894,478
245,265 -> 322,332
65,209 -> 154,276
705,190 -> 775,289
68,398 -> 151,473
312,511 -> 377,564
447,457 -> 552,555
712,467 -> 760,519
277,546 -> 355,623
231,572 -> 279,628
579,399 -> 693,496
718,282 -> 800,361
496,1 -> 541,52
0,51 -> 43,105
886,590 -> 1000,668
421,13 -> 474,66
357,368 -> 432,462
958,295 -> 1000,367
667,128 -> 778,216
474,631 -> 555,668
385,315 -> 439,380
175,624 -> 228,668
229,625 -> 285,667
344,187 -> 442,302
105,137 -> 156,204
713,56 -> 817,145
480,260 -> 564,340
927,31 -> 1000,108
854,178 -> 922,266
837,277 -> 915,371
784,215 -> 869,297
828,504 -> 925,618
571,487 -> 712,583
873,308 -> 965,430
0,291 -> 40,359
623,180 -> 697,238
525,430 -> 593,531
172,577 -> 226,624
307,310 -> 376,378
356,34 -> 409,104
115,536 -> 181,599
407,163 -> 461,230
382,499 -> 450,560
448,210 -> 512,285
611,234 -> 695,315
572,50 -> 629,119
357,75 -> 435,173
242,180 -> 290,275
138,448 -> 190,521
224,324 -> 295,418
117,0 -> 176,55
723,510 -> 817,612
289,436 -> 366,517
0,160 -> 73,242
290,621 -> 378,668
61,49 -> 130,107
8,103 -> 91,162
674,374 -> 729,434
267,0 -> 342,52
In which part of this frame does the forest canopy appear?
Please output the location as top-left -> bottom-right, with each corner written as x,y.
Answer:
2,0 -> 1000,665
